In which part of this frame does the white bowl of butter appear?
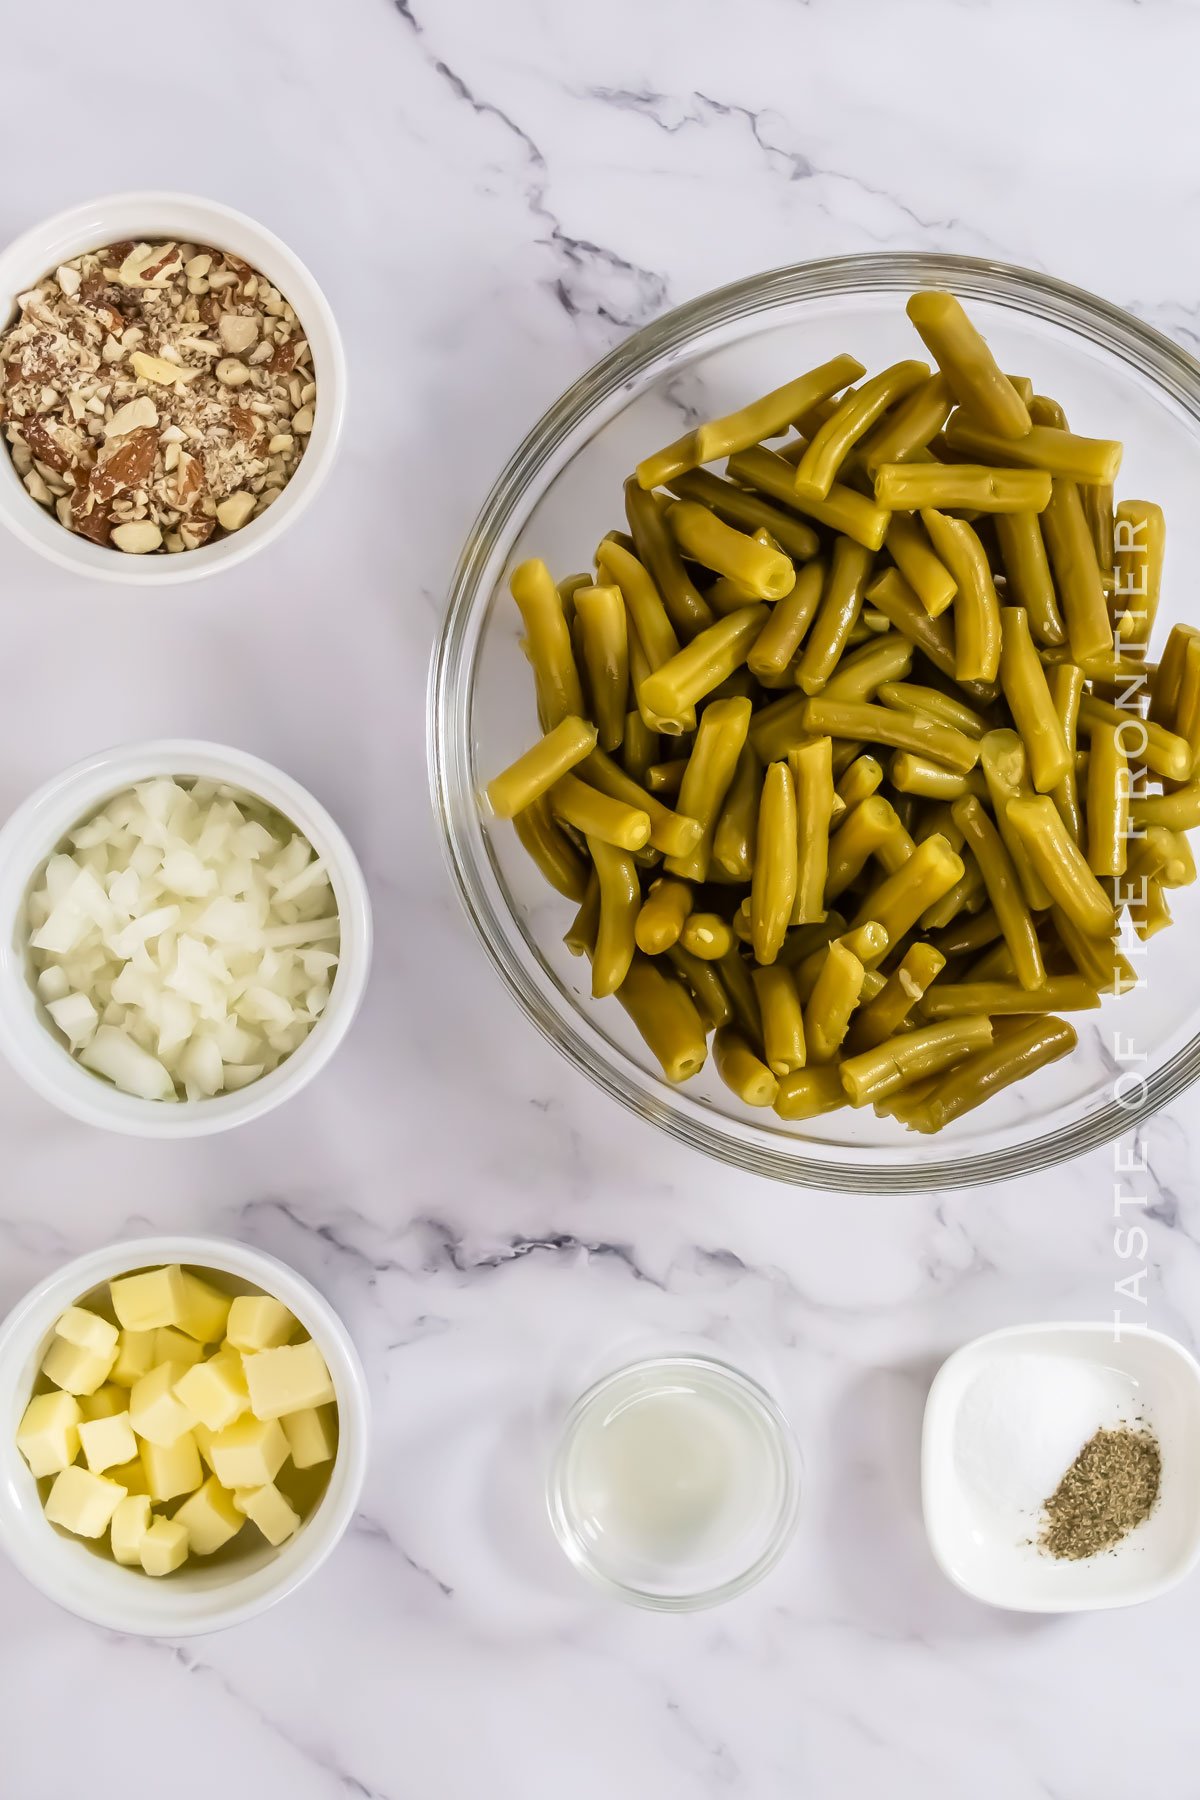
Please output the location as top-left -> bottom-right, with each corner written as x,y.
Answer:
0,1234 -> 368,1634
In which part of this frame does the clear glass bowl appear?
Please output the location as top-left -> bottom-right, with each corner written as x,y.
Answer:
430,252 -> 1200,1190
547,1354 -> 801,1611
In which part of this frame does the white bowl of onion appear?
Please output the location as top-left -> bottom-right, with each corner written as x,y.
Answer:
0,742 -> 371,1135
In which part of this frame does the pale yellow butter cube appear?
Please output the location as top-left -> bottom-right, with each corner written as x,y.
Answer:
41,1334 -> 117,1396
111,1494 -> 153,1566
108,1456 -> 149,1496
54,1306 -> 119,1358
226,1294 -> 296,1352
110,1265 -> 187,1332
128,1362 -> 196,1446
173,1475 -> 245,1555
44,1465 -> 127,1538
140,1516 -> 189,1576
209,1414 -> 289,1490
78,1410 -> 138,1474
79,1383 -> 128,1421
233,1482 -> 300,1547
140,1431 -> 203,1502
174,1349 -> 249,1433
175,1271 -> 232,1344
110,1330 -> 157,1389
154,1327 -> 205,1369
244,1340 -> 335,1421
192,1421 -> 217,1473
16,1391 -> 81,1477
280,1405 -> 337,1469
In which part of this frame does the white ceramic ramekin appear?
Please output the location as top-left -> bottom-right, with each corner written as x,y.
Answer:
0,1235 -> 369,1636
922,1321 -> 1200,1612
0,740 -> 372,1136
0,191 -> 345,583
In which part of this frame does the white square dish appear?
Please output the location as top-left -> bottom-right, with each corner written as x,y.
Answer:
921,1322 -> 1200,1611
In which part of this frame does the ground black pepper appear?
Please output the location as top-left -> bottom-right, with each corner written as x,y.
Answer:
1039,1426 -> 1161,1560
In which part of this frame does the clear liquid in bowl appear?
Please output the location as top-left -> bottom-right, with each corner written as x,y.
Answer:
550,1356 -> 800,1605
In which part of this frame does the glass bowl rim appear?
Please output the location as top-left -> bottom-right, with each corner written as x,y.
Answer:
429,250 -> 1200,1191
545,1351 -> 803,1612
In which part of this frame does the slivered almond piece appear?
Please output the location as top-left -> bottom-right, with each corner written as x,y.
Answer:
130,350 -> 195,387
216,491 -> 255,531
117,243 -> 182,288
111,521 -> 163,553
104,396 -> 158,438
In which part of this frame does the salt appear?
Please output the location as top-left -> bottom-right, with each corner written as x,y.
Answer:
953,1352 -> 1141,1517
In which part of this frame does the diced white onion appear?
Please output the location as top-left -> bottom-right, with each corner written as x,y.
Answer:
45,854 -> 82,906
223,1063 -> 265,1090
106,866 -> 141,915
26,779 -> 338,1102
80,1026 -> 175,1101
37,966 -> 71,1003
46,992 -> 98,1048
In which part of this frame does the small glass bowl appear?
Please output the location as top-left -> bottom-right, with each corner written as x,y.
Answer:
547,1354 -> 801,1611
431,252 -> 1200,1189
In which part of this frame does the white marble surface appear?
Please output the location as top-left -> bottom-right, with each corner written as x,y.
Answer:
2,1 -> 1200,1794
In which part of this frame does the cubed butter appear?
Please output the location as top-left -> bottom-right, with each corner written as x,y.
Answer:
41,1334 -> 117,1396
16,1391 -> 81,1477
244,1339 -> 335,1421
140,1431 -> 203,1502
108,1455 -> 149,1496
79,1383 -> 128,1421
44,1465 -> 127,1538
209,1414 -> 289,1490
192,1421 -> 217,1472
175,1271 -> 232,1344
174,1349 -> 249,1432
78,1410 -> 138,1474
140,1516 -> 189,1576
173,1475 -> 245,1555
226,1294 -> 296,1352
110,1264 -> 187,1332
128,1362 -> 196,1446
154,1326 -> 205,1369
54,1305 -> 119,1358
111,1494 -> 153,1566
233,1482 -> 300,1547
111,1263 -> 230,1342
280,1405 -> 337,1470
110,1330 -> 157,1388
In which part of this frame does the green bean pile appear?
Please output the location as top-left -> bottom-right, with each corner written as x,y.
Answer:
486,291 -> 1198,1134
